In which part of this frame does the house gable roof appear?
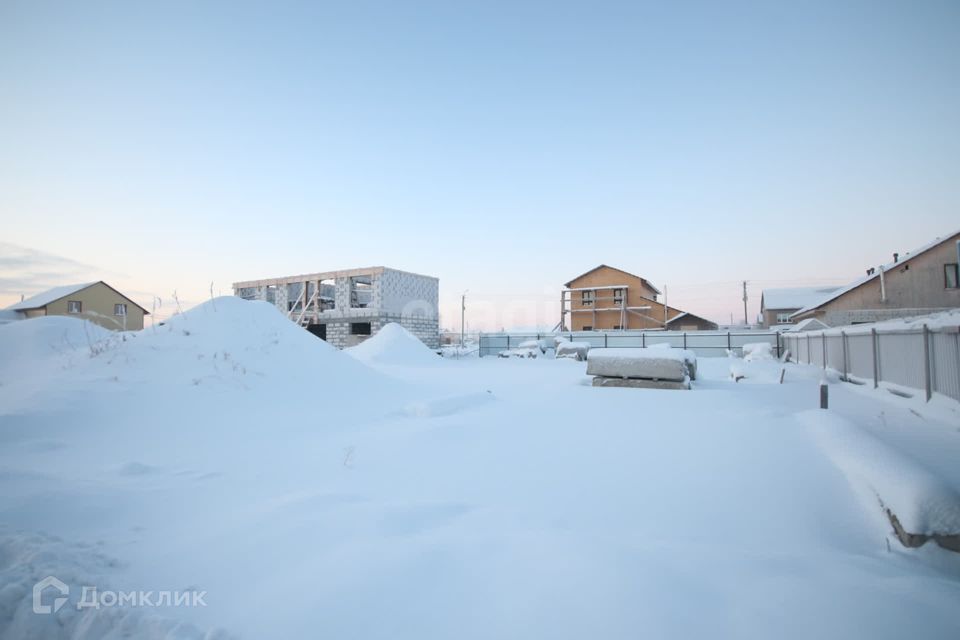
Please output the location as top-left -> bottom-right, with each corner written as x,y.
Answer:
761,287 -> 841,311
5,281 -> 150,314
564,264 -> 662,295
790,230 -> 960,319
665,310 -> 718,328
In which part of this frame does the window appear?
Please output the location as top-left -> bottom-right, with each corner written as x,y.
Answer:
286,282 -> 304,313
613,325 -> 622,330
114,303 -> 127,316
350,276 -> 373,308
946,263 -> 959,289
613,288 -> 624,304
319,278 -> 336,311
582,325 -> 593,331
776,312 -> 792,324
67,300 -> 82,314
350,322 -> 372,335
581,290 -> 595,306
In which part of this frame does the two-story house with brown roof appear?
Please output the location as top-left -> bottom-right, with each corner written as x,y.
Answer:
561,265 -> 717,331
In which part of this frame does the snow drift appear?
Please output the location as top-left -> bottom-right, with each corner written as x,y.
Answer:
798,410 -> 960,548
742,342 -> 775,362
346,322 -> 440,366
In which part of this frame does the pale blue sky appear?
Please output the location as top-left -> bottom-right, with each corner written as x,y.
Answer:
2,0 -> 958,328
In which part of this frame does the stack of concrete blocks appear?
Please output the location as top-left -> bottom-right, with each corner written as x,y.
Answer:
233,267 -> 440,349
586,347 -> 694,390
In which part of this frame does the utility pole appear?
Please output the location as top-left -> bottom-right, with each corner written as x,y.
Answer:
460,290 -> 468,348
742,281 -> 748,326
663,285 -> 668,326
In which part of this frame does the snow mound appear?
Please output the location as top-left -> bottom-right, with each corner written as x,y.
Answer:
0,297 -> 398,415
742,342 -> 774,361
101,297 -> 388,390
555,341 -> 589,360
346,322 -> 440,366
798,410 -> 960,537
0,316 -> 111,373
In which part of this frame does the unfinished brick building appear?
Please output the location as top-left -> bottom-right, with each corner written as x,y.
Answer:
233,266 -> 439,349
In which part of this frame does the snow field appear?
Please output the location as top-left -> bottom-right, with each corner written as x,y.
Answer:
1,298 -> 959,639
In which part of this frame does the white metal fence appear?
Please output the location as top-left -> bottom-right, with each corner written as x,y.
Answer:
782,326 -> 960,403
478,331 -> 782,359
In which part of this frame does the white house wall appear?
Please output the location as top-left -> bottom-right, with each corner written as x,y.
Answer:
232,267 -> 440,349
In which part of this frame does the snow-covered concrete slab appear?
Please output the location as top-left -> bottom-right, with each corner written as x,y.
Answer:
586,347 -> 689,382
555,341 -> 590,360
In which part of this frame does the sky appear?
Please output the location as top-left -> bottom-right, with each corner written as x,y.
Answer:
1,0 -> 958,330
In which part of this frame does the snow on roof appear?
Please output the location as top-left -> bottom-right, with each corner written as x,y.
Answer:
791,318 -> 830,332
791,230 -> 960,318
761,287 -> 840,311
5,282 -> 97,311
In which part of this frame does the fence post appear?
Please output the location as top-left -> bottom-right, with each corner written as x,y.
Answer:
642,333 -> 646,348
841,331 -> 848,381
822,332 -> 827,370
775,332 -> 781,359
727,331 -> 731,352
923,324 -> 932,402
683,332 -> 687,350
806,334 -> 811,363
871,328 -> 879,388
604,333 -> 608,348
507,335 -> 511,350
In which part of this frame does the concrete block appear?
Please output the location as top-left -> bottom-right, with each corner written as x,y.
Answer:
592,376 -> 690,390
586,348 -> 688,382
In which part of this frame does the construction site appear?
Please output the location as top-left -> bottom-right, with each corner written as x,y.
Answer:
233,266 -> 439,349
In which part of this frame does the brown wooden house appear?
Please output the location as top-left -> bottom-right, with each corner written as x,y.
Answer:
561,265 -> 717,331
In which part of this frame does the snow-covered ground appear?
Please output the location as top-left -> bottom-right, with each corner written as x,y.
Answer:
2,298 -> 959,639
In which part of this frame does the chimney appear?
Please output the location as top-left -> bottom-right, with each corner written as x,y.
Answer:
893,252 -> 899,263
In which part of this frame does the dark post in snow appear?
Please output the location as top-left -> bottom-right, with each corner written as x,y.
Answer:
820,382 -> 829,409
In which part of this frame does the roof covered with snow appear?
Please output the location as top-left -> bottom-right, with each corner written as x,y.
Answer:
761,287 -> 841,311
4,282 -> 98,311
791,318 -> 830,332
791,230 -> 960,318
